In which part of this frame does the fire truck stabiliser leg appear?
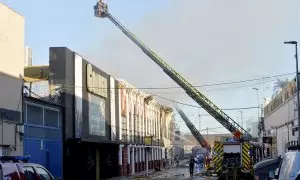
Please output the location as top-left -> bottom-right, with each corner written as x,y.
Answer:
242,142 -> 255,178
242,142 -> 251,171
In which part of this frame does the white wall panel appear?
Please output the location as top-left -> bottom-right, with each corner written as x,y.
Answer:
110,76 -> 116,141
74,54 -> 83,138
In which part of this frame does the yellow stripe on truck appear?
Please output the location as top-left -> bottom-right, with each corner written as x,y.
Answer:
212,142 -> 223,173
242,142 -> 251,171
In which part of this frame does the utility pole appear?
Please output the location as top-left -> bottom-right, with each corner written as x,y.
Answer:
239,111 -> 243,128
284,41 -> 300,144
253,88 -> 260,123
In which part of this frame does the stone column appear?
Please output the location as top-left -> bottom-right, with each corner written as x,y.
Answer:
142,146 -> 145,171
118,144 -> 123,175
119,144 -> 123,165
146,147 -> 149,175
139,146 -> 142,172
126,90 -> 130,142
131,146 -> 135,175
127,146 -> 131,175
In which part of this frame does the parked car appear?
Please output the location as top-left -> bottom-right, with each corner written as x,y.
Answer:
276,151 -> 300,180
0,156 -> 60,180
253,157 -> 282,180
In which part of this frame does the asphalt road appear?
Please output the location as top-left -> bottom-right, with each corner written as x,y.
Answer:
152,164 -> 218,180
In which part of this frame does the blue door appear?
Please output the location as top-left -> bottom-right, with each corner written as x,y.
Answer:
24,102 -> 63,178
24,138 -> 45,165
44,140 -> 62,178
24,138 -> 62,178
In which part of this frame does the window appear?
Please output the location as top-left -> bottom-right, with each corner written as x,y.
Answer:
88,94 -> 106,136
121,116 -> 127,141
292,130 -> 295,136
44,109 -> 59,127
27,104 -> 43,125
24,166 -> 36,180
45,128 -> 60,140
36,167 -> 52,180
27,126 -> 45,139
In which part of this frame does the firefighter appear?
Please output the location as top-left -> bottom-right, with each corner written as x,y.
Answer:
189,156 -> 195,177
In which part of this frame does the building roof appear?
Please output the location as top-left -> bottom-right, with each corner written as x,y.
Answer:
0,2 -> 24,18
24,65 -> 49,80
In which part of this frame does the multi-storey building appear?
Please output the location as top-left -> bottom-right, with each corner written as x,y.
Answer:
264,78 -> 299,157
162,108 -> 175,166
23,47 -> 175,179
116,79 -> 174,176
0,3 -> 25,156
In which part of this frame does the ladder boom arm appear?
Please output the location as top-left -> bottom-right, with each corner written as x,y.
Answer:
176,107 -> 211,149
95,2 -> 252,138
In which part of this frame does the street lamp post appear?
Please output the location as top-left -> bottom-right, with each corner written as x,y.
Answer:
253,88 -> 264,158
284,41 -> 300,144
252,88 -> 260,122
239,111 -> 243,128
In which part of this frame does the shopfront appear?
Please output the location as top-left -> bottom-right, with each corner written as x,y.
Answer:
49,47 -> 120,180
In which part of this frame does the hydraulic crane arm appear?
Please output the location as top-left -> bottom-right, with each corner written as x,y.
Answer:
94,1 -> 252,138
176,107 -> 211,150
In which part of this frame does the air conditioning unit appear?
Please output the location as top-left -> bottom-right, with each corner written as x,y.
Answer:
16,125 -> 24,134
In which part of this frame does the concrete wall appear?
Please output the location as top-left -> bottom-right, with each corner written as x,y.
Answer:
0,3 -> 25,155
0,3 -> 25,77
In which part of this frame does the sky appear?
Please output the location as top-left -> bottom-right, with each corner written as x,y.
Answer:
2,0 -> 300,134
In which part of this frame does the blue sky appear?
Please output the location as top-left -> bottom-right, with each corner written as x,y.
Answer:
3,0 -> 300,135
2,0 -> 170,64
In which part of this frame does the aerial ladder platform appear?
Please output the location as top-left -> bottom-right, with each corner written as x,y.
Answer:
93,1 -> 252,140
176,107 -> 211,150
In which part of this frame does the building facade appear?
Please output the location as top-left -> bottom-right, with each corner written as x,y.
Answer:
162,109 -> 175,166
0,3 -> 25,156
48,47 -> 120,180
264,78 -> 299,157
40,47 -> 174,179
116,79 -> 174,176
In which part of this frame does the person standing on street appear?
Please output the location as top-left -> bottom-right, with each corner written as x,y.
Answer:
189,156 -> 195,177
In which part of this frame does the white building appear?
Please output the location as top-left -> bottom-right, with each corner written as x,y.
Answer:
116,79 -> 175,175
24,46 -> 32,67
0,3 -> 25,156
264,78 -> 299,157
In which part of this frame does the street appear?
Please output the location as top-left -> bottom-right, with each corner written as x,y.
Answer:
152,165 -> 217,180
108,160 -> 218,180
151,162 -> 218,180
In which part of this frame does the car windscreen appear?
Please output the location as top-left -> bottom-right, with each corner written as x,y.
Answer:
279,152 -> 300,180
